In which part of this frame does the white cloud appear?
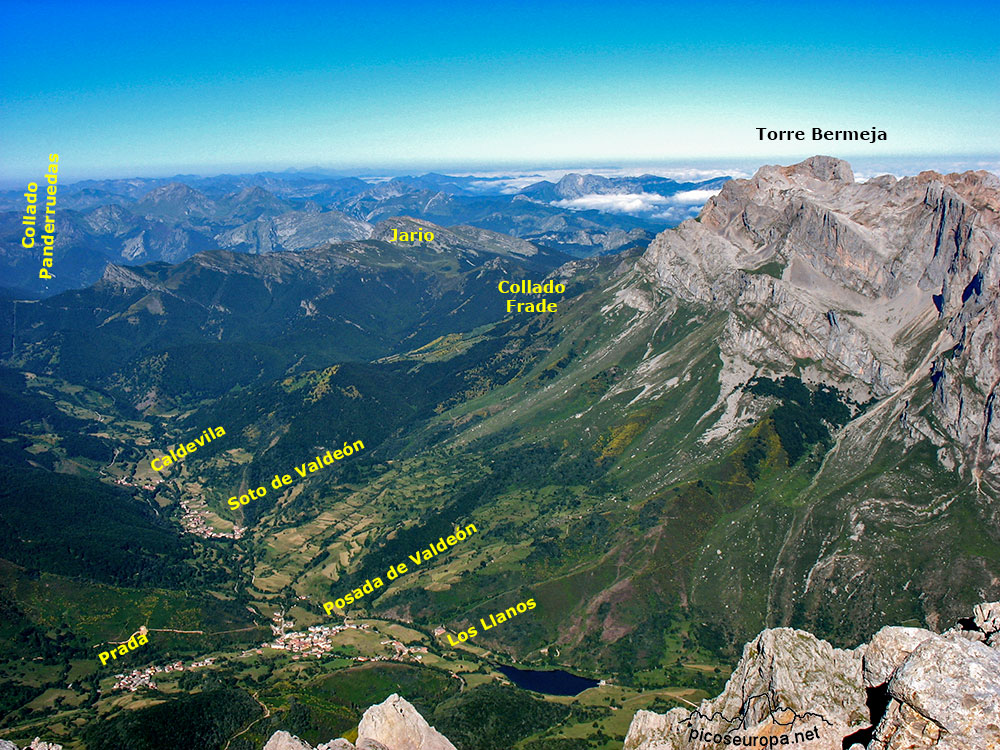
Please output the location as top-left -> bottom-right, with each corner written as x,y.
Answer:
669,188 -> 722,204
471,175 -> 549,194
552,187 -> 723,223
650,205 -> 704,222
461,165 -> 749,194
552,192 -> 673,213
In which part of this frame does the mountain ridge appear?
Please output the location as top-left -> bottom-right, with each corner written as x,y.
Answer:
0,157 -> 997,749
0,170 -> 727,295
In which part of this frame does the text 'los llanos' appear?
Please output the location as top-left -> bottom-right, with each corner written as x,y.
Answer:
446,597 -> 537,645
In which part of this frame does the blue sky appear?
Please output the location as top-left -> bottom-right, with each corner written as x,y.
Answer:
1,0 -> 997,181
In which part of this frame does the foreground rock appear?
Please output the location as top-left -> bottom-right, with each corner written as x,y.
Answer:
871,634 -> 1000,750
624,603 -> 1000,750
356,693 -> 455,750
262,694 -> 455,750
624,628 -> 866,750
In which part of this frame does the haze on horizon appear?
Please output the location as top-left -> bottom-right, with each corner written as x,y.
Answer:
1,0 -> 998,183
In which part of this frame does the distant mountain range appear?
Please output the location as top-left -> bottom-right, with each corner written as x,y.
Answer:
2,216 -> 566,404
0,169 -> 728,296
0,157 -> 998,748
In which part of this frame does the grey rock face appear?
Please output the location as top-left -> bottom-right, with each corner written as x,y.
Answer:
83,203 -> 141,237
262,694 -> 455,750
635,156 -> 1000,485
263,731 -> 314,750
973,601 -> 1000,640
871,634 -> 1000,750
625,603 -> 1000,750
624,628 -> 866,750
357,694 -> 456,750
863,627 -> 935,688
261,732 -> 365,750
216,210 -> 373,254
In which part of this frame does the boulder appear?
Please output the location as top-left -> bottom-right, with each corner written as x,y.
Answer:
863,626 -> 935,687
871,634 -> 1000,750
624,627 -> 867,750
357,694 -> 455,750
262,695 -> 454,750
624,602 -> 1000,750
263,731 -> 314,750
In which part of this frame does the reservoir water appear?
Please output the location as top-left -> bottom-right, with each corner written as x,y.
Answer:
496,664 -> 600,696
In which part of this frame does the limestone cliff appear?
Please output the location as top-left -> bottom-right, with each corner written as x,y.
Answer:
635,156 -> 1000,489
262,693 -> 455,750
0,740 -> 63,750
624,603 -> 1000,750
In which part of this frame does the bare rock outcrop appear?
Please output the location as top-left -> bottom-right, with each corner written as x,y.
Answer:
635,156 -> 1000,485
870,634 -> 1000,750
624,628 -> 867,750
262,694 -> 454,750
263,732 -> 313,750
973,601 -> 1000,646
625,603 -> 1000,750
317,741 -> 358,750
356,694 -> 455,750
862,627 -> 935,688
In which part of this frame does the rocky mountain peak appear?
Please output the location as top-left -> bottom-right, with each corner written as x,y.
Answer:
99,262 -> 163,292
0,739 -> 64,750
134,182 -> 218,221
555,172 -> 614,198
915,168 -> 1000,219
261,694 -> 455,750
233,185 -> 275,202
357,694 -> 456,750
625,602 -> 1000,750
787,154 -> 855,183
140,181 -> 206,202
634,156 -> 999,483
83,203 -> 139,236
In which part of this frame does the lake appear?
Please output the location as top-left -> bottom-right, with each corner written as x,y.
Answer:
496,664 -> 600,696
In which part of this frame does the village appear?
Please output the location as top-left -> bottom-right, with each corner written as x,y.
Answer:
178,495 -> 245,540
110,656 -> 217,693
109,613 -> 428,693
